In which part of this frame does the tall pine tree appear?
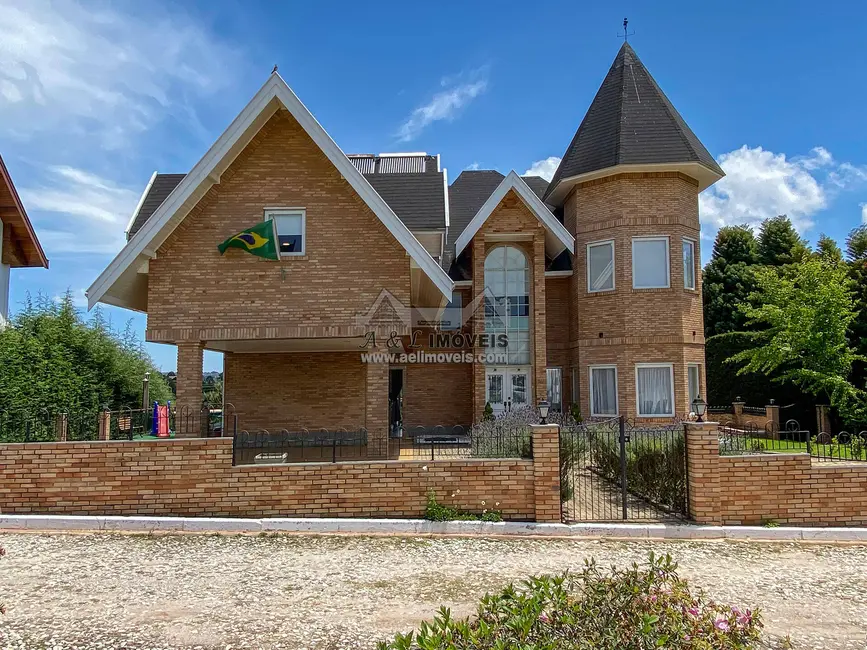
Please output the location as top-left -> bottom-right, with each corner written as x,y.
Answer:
702,225 -> 760,337
757,215 -> 810,266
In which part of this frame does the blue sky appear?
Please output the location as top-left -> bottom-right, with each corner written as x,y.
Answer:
2,0 -> 866,372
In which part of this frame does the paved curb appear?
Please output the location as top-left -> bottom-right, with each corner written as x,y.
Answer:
1,515 -> 866,542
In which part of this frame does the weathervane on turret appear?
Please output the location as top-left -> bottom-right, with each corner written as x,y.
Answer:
618,17 -> 635,42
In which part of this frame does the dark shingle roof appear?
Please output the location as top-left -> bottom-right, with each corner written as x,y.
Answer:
365,172 -> 446,230
545,43 -> 723,201
442,170 -> 505,278
522,175 -> 549,200
125,170 -> 447,239
127,173 -> 185,239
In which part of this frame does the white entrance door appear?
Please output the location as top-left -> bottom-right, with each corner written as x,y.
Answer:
485,367 -> 531,415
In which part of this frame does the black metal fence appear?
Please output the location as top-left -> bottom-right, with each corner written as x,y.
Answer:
230,423 -> 533,466
560,417 -> 688,522
718,420 -> 867,462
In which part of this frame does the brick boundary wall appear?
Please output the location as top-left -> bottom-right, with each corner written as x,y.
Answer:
0,428 -> 561,522
687,422 -> 867,526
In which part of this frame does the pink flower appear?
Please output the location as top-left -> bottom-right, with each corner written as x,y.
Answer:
539,613 -> 550,623
736,610 -> 752,627
687,606 -> 700,617
714,618 -> 731,632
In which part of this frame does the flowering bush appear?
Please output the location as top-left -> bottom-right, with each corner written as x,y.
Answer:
424,489 -> 503,522
378,554 -> 764,649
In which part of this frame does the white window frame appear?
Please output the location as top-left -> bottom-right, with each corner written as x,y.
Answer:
589,364 -> 619,417
634,362 -> 675,418
546,367 -> 563,412
265,207 -> 306,257
682,238 -> 696,290
687,363 -> 701,409
586,239 -> 615,293
632,236 -> 670,289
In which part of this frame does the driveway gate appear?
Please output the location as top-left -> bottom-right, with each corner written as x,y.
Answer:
559,416 -> 689,522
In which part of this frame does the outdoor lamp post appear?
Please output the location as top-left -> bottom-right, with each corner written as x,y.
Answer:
692,395 -> 707,423
538,399 -> 550,425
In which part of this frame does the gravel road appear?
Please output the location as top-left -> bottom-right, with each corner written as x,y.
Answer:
0,533 -> 865,649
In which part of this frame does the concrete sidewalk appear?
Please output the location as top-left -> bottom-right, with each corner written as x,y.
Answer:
1,514 -> 866,542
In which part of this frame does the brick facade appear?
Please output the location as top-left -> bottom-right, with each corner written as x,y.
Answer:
564,173 -> 706,421
0,438 -> 537,521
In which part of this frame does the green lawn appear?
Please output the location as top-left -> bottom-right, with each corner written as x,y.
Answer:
725,436 -> 865,461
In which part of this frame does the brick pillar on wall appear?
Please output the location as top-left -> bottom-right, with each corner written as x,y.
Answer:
732,400 -> 744,427
97,410 -> 111,441
365,354 -> 389,458
55,413 -> 68,442
176,342 -> 205,438
531,423 -> 561,523
532,234 -> 547,405
766,403 -> 780,438
685,421 -> 721,525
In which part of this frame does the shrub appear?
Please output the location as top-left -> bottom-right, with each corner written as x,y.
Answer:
378,554 -> 763,649
481,402 -> 495,422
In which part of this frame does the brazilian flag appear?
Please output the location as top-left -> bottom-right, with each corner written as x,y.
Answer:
217,220 -> 278,260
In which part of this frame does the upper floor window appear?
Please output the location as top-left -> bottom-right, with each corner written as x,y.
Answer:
587,240 -> 615,292
683,238 -> 696,290
484,246 -> 530,365
266,209 -> 306,256
632,237 -> 669,289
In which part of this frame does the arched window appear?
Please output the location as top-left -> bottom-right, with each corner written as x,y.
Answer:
484,246 -> 530,365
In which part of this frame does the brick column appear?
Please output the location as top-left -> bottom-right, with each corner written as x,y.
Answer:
176,342 -> 204,438
685,421 -> 721,524
472,236 -> 487,422
55,413 -> 68,442
531,424 -> 561,523
97,410 -> 111,441
765,403 -> 780,437
732,401 -> 744,427
365,353 -> 389,458
532,235 -> 547,405
816,405 -> 832,434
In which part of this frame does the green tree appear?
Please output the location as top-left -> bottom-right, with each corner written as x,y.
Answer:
0,292 -> 172,415
815,233 -> 843,264
701,225 -> 760,337
757,215 -> 810,266
727,258 -> 865,418
845,225 -> 867,390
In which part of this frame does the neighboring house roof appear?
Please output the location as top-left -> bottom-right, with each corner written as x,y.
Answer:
347,153 -> 439,174
87,73 -> 454,311
454,171 -> 574,258
544,42 -> 724,204
0,154 -> 48,269
126,173 -> 186,239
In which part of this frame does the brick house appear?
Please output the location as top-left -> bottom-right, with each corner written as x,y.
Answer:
87,43 -> 723,437
1,154 -> 49,326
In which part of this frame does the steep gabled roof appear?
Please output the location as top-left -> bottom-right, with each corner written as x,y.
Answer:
0,154 -> 48,268
545,43 -> 724,204
87,73 -> 454,311
454,171 -> 574,257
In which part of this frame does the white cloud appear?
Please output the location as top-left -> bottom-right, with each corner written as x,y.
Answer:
523,157 -> 561,182
0,0 -> 241,149
396,68 -> 488,142
861,203 -> 867,225
699,145 -> 867,236
464,162 -> 480,171
20,166 -> 140,254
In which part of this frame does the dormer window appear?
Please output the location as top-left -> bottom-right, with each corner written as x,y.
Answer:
266,209 -> 306,256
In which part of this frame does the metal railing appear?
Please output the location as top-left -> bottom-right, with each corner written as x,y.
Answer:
230,423 -> 533,466
718,420 -> 867,462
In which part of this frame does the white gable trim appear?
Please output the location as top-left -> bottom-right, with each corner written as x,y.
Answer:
87,74 -> 453,309
124,170 -> 157,237
453,171 -> 575,257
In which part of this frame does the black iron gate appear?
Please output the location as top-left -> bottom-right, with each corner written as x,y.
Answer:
559,416 -> 689,522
